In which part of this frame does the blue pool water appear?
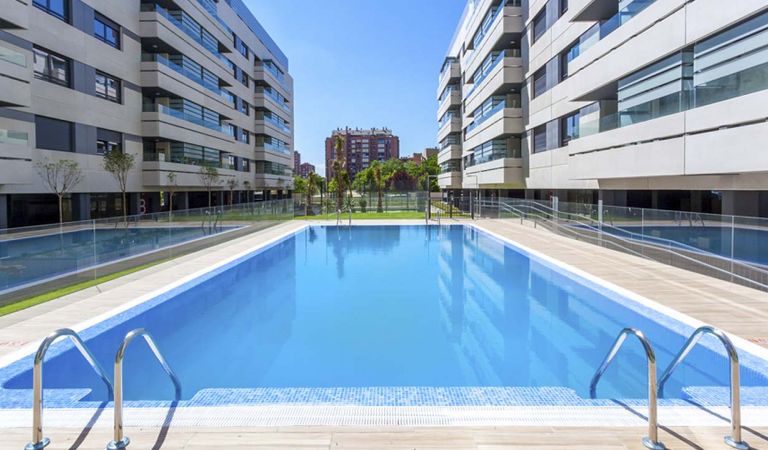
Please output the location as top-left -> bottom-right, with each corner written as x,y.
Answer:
0,225 -> 767,407
611,225 -> 768,267
0,226 -> 235,293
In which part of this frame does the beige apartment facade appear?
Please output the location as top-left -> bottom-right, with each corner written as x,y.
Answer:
0,0 -> 294,228
439,0 -> 768,217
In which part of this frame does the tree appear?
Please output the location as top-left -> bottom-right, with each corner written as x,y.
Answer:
198,164 -> 221,208
332,135 -> 348,211
243,180 -> 252,205
166,172 -> 178,219
305,172 -> 321,216
387,169 -> 417,192
372,161 -> 384,213
34,158 -> 84,224
226,178 -> 238,207
293,176 -> 307,195
103,149 -> 136,222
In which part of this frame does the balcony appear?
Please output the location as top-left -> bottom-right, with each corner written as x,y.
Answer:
142,160 -> 244,187
438,144 -> 462,164
254,88 -> 291,114
464,106 -> 523,151
463,1 -> 524,78
254,116 -> 292,141
140,4 -> 232,69
437,58 -> 461,98
463,157 -> 524,188
255,61 -> 292,94
0,44 -> 30,107
437,116 -> 462,142
437,88 -> 461,120
438,171 -> 462,189
464,54 -> 523,113
141,54 -> 230,101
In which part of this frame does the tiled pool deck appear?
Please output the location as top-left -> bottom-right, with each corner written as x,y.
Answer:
1,219 -> 767,449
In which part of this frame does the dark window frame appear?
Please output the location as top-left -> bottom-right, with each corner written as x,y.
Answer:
532,66 -> 547,98
532,9 -> 547,43
94,12 -> 121,49
94,70 -> 122,103
33,46 -> 71,87
33,0 -> 68,22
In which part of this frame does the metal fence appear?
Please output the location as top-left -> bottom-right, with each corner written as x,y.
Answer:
0,199 -> 293,305
472,197 -> 768,291
295,192 -> 430,216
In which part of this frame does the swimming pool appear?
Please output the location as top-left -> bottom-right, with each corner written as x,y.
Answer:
0,225 -> 767,410
0,226 -> 238,294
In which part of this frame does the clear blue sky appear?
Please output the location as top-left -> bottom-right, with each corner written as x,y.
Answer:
244,0 -> 466,175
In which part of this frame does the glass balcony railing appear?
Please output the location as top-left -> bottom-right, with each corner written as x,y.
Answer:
466,49 -> 520,97
143,104 -> 230,134
465,100 -> 507,134
142,53 -> 229,99
143,151 -> 224,168
438,112 -> 458,129
260,141 -> 292,155
573,0 -> 656,62
259,61 -> 291,91
257,87 -> 291,111
261,114 -> 291,133
465,144 -> 521,168
141,4 -> 232,67
441,137 -> 460,149
0,45 -> 25,67
465,0 -> 521,67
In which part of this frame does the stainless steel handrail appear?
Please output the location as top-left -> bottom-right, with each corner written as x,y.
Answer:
26,329 -> 113,450
657,326 -> 748,450
107,328 -> 181,450
589,328 -> 664,450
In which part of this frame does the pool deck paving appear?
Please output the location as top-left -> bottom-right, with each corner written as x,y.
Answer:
0,219 -> 767,449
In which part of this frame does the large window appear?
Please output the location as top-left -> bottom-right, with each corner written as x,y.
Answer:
532,67 -> 547,98
94,13 -> 121,49
33,46 -> 70,86
532,125 -> 548,153
95,71 -> 121,103
33,0 -> 68,21
35,116 -> 73,152
532,9 -> 547,43
560,111 -> 579,146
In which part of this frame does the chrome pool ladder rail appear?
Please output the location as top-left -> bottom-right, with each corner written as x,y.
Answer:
589,328 -> 664,450
26,328 -> 114,450
657,326 -> 747,450
108,328 -> 181,450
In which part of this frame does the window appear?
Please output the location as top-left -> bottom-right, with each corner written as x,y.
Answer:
532,67 -> 547,98
239,128 -> 250,144
35,116 -> 73,152
234,34 -> 249,58
560,112 -> 579,146
96,128 -> 122,155
239,70 -> 249,87
33,0 -> 68,21
33,46 -> 70,86
532,9 -> 547,43
239,101 -> 249,116
532,125 -> 548,153
95,71 -> 121,103
94,13 -> 121,49
559,0 -> 568,15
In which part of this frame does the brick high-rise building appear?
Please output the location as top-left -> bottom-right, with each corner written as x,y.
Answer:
293,151 -> 301,175
298,162 -> 316,178
325,128 -> 399,180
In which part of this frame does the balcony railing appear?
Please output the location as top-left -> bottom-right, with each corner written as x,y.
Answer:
260,141 -> 292,155
465,0 -> 521,67
257,87 -> 291,112
573,0 -> 657,63
466,49 -> 520,97
259,61 -> 291,91
261,114 -> 291,133
143,104 -> 231,134
141,3 -> 232,67
465,145 -> 521,168
465,100 -> 507,134
142,53 -> 229,100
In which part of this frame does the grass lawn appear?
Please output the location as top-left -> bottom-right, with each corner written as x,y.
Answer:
295,211 -> 426,220
0,259 -> 170,317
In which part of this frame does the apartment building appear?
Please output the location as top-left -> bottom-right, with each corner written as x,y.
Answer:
298,162 -> 315,178
324,128 -> 400,181
293,150 -> 301,174
439,0 -> 768,216
0,0 -> 294,228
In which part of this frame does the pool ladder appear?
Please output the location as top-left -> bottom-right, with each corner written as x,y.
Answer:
590,326 -> 748,450
25,328 -> 181,450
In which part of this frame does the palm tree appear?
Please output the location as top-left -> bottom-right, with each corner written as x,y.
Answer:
333,135 -> 346,212
372,161 -> 384,213
305,172 -> 321,216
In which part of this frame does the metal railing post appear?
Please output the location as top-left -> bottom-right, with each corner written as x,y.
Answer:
108,329 -> 181,450
657,326 -> 747,449
26,329 -> 113,450
590,328 -> 664,450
